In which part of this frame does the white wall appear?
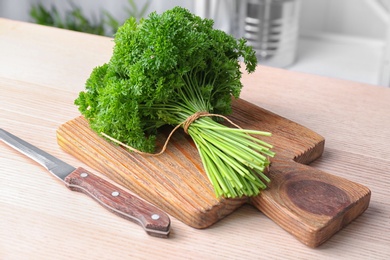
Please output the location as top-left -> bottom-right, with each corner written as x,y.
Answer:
0,0 -> 39,21
299,0 -> 389,40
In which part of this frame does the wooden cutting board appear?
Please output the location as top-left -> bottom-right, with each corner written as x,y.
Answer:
57,98 -> 370,247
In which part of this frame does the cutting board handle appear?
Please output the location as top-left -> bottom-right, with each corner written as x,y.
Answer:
250,158 -> 371,248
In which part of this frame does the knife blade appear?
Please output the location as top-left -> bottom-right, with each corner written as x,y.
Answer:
0,128 -> 170,238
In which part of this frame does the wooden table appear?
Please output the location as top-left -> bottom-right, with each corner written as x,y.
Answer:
1,18 -> 389,259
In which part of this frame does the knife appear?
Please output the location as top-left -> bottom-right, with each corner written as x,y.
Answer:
0,128 -> 170,238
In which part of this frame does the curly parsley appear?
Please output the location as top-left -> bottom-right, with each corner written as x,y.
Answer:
75,7 -> 274,198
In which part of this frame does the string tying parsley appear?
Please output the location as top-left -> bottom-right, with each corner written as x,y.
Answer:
101,112 -> 242,156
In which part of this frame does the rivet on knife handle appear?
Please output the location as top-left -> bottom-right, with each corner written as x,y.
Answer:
66,167 -> 170,237
0,128 -> 171,238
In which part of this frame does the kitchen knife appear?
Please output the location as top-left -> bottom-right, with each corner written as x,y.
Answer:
0,128 -> 170,238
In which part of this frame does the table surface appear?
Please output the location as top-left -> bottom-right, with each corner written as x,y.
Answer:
1,18 -> 389,259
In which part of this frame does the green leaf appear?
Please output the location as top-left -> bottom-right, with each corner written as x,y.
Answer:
75,7 -> 275,198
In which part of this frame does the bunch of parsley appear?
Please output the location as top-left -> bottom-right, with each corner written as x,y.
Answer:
75,7 -> 274,198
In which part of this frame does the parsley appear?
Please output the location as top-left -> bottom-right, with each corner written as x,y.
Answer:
75,7 -> 275,198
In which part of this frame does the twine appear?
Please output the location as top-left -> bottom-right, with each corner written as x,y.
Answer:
101,111 -> 242,156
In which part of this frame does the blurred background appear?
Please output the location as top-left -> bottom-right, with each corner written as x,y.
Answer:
1,0 -> 389,87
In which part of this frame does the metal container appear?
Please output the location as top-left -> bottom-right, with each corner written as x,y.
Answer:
234,0 -> 301,67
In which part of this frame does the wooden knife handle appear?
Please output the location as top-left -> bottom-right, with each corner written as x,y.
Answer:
64,167 -> 171,238
250,159 -> 371,248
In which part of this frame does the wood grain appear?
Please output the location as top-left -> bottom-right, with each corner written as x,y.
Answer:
251,159 -> 370,247
3,18 -> 389,259
57,98 -> 371,247
57,116 -> 247,229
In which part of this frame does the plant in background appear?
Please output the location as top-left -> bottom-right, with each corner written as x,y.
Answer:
30,1 -> 106,35
29,0 -> 150,36
105,0 -> 150,35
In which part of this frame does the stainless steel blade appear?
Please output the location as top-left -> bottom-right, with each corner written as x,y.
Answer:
1,128 -> 171,237
0,128 -> 75,181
